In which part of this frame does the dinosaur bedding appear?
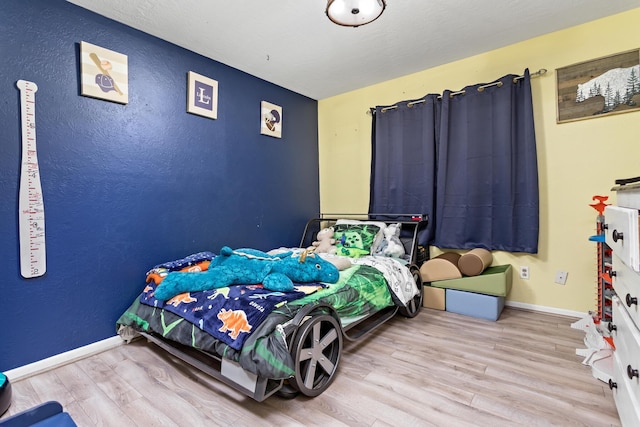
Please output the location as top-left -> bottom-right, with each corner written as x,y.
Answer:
116,248 -> 413,379
120,248 -> 329,351
139,280 -> 324,351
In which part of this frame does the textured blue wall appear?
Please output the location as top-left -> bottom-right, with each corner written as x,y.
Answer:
0,0 -> 319,371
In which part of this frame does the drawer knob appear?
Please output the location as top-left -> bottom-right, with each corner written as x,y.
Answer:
627,365 -> 639,379
602,223 -> 609,230
613,230 -> 624,242
608,322 -> 617,332
626,293 -> 638,307
609,379 -> 618,389
611,271 -> 617,278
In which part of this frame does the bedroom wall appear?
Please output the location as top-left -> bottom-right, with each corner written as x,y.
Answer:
0,0 -> 319,371
318,8 -> 640,314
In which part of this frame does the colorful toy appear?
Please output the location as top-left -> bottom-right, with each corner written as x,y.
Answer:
309,227 -> 337,254
335,231 -> 369,258
382,223 -> 405,258
154,246 -> 340,300
0,372 -> 11,416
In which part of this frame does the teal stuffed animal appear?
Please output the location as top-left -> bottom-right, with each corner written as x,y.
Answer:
0,372 -> 11,416
153,247 -> 340,301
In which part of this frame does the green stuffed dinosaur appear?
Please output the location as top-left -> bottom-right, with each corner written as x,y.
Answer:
153,246 -> 340,301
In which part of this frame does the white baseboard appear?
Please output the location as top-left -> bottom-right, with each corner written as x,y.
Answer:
505,300 -> 586,319
5,336 -> 123,382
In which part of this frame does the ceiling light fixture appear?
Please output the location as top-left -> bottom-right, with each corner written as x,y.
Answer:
326,0 -> 386,28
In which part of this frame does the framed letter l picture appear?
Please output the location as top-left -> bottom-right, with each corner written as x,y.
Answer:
187,71 -> 218,120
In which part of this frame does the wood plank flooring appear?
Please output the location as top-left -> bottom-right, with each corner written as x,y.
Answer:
2,307 -> 621,426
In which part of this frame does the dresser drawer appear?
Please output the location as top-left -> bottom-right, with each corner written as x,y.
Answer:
612,256 -> 640,328
605,206 -> 640,272
611,295 -> 640,411
612,351 -> 640,427
612,295 -> 640,374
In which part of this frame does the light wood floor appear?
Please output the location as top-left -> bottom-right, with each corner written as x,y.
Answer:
2,307 -> 621,426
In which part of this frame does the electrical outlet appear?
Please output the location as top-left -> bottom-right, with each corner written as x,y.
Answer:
555,271 -> 568,285
519,266 -> 529,280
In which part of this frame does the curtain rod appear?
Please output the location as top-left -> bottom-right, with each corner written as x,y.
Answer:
368,68 -> 547,114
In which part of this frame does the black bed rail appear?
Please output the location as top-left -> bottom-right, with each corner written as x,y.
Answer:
341,305 -> 398,341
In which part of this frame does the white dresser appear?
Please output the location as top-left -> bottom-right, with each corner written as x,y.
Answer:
606,181 -> 640,426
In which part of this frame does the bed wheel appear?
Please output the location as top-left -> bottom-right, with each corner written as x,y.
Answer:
290,314 -> 342,397
399,265 -> 423,318
276,381 -> 300,399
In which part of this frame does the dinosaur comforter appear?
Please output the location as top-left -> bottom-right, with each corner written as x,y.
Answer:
116,251 -> 408,379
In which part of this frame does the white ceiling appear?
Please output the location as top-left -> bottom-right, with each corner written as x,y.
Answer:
67,0 -> 640,100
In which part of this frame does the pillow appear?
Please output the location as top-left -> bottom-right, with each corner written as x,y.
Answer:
335,219 -> 387,254
333,223 -> 381,258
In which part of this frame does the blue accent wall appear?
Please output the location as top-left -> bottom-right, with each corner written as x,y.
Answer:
0,0 -> 319,371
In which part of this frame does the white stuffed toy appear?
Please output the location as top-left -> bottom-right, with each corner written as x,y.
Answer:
310,227 -> 337,254
382,223 -> 405,258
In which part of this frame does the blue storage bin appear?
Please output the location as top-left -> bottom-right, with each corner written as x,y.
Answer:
445,288 -> 505,321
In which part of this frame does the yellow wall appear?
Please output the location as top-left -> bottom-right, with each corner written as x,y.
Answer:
318,8 -> 640,313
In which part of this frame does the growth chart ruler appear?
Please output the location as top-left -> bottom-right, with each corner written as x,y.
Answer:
17,79 -> 46,278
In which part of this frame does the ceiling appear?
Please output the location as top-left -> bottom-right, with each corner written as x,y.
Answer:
66,0 -> 640,100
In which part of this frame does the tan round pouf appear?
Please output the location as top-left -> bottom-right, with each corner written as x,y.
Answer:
420,252 -> 462,282
435,252 -> 461,265
458,248 -> 493,276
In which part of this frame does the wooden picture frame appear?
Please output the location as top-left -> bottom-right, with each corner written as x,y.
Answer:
556,49 -> 640,123
187,71 -> 218,120
80,41 -> 128,104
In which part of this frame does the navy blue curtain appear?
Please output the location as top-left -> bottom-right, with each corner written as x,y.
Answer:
369,94 -> 439,246
370,70 -> 539,253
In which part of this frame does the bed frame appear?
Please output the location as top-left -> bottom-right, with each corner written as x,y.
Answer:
139,213 -> 428,401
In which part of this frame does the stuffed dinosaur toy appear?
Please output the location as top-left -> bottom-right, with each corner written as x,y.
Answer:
153,246 -> 340,301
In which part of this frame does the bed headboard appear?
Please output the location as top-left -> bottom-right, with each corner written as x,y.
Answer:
299,213 -> 428,265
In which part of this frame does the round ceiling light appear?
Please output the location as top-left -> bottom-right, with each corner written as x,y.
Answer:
326,0 -> 386,28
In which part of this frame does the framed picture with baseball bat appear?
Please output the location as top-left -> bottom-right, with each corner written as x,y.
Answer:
80,41 -> 128,104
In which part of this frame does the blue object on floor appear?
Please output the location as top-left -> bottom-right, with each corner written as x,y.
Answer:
0,401 -> 77,427
445,288 -> 505,321
0,373 -> 11,416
